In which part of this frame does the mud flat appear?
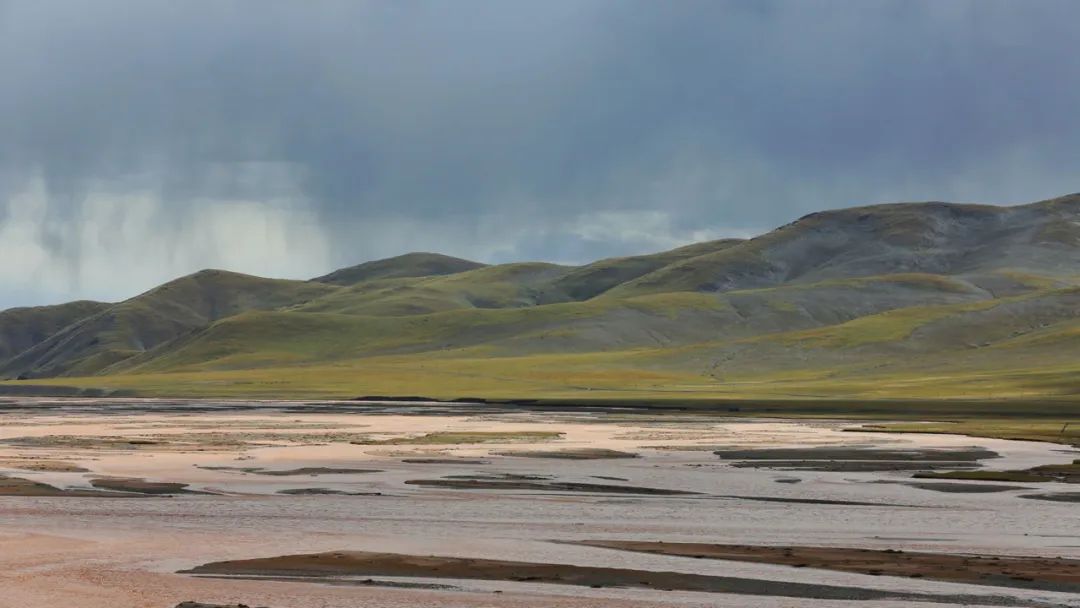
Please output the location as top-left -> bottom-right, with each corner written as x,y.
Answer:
276,488 -> 382,496
403,477 -> 697,495
728,460 -> 981,472
1,473 -> 200,497
180,550 -> 1046,605
900,481 -> 1029,493
713,494 -> 920,507
399,458 -> 489,464
572,541 -> 1080,594
914,461 -> 1080,483
355,431 -> 565,445
89,476 -> 204,495
712,447 -> 1000,461
0,431 -> 376,451
715,446 -> 997,472
492,448 -> 639,460
0,398 -> 1077,608
0,458 -> 88,472
198,466 -> 382,476
1020,492 -> 1080,502
0,474 -> 130,497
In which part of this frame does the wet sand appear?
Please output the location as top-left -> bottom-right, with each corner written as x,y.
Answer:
0,398 -> 1077,608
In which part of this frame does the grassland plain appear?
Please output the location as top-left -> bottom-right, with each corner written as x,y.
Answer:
0,195 -> 1078,441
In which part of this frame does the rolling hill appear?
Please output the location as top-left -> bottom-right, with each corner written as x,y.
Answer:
312,252 -> 487,286
1,194 -> 1078,401
0,270 -> 337,378
0,300 -> 111,363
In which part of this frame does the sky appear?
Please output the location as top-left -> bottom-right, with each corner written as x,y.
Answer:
1,0 -> 1079,309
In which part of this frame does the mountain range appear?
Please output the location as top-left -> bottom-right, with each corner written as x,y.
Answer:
2,194 -> 1078,401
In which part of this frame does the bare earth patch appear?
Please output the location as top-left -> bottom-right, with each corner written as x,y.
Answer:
276,488 -> 382,496
404,476 -> 696,495
712,446 -> 1000,461
1019,492 -> 1080,503
0,431 -> 376,451
354,431 -> 564,445
914,461 -> 1080,483
491,448 -> 639,459
399,458 -> 490,464
197,466 -> 381,476
571,540 -> 1080,594
0,474 -> 135,497
179,550 -> 1046,605
89,477 -> 206,495
716,446 -> 998,472
0,458 -> 89,472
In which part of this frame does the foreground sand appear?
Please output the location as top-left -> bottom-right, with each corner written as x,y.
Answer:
0,398 -> 1078,607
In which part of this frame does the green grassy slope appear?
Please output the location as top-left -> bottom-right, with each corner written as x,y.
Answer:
116,292 -> 722,373
0,270 -> 338,378
606,195 -> 1080,298
1,196 -> 1079,405
642,287 -> 1080,401
537,238 -> 745,302
119,271 -> 1013,377
0,300 -> 110,364
295,262 -> 572,316
311,252 -> 486,286
295,241 -> 747,318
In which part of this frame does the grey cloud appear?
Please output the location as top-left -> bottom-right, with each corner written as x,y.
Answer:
1,0 -> 1079,308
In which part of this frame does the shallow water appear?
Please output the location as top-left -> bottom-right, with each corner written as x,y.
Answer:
0,399 -> 1076,608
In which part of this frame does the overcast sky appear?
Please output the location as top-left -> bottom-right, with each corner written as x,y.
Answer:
2,0 -> 1079,308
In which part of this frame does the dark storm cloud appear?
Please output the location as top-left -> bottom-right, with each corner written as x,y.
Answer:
1,0 -> 1079,307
